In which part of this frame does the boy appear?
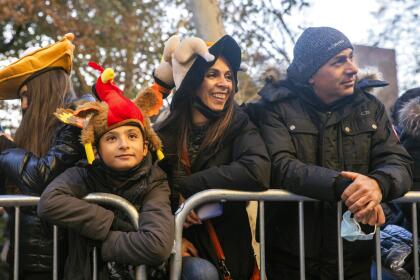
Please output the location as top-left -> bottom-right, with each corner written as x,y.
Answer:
38,64 -> 174,280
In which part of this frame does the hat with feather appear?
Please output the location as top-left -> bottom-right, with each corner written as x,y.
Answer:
55,62 -> 164,164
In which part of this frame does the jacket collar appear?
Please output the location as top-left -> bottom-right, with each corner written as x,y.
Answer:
259,74 -> 388,110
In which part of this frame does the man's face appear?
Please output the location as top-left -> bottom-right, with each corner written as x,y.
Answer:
309,48 -> 358,104
98,125 -> 147,171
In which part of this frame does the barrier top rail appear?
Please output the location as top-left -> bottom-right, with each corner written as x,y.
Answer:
0,193 -> 146,280
170,189 -> 420,280
0,195 -> 40,207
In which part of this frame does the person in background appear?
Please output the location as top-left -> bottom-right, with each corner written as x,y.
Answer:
0,33 -> 88,279
393,87 -> 420,227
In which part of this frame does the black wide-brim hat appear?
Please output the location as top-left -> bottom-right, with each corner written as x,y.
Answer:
171,35 -> 241,108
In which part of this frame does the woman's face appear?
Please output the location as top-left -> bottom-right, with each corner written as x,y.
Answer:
196,57 -> 233,112
19,85 -> 29,114
98,125 -> 147,171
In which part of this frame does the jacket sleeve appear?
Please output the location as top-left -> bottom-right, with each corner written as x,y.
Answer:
101,179 -> 174,265
37,168 -> 115,241
0,124 -> 84,195
0,134 -> 15,152
177,121 -> 271,198
368,102 -> 412,201
259,105 -> 344,201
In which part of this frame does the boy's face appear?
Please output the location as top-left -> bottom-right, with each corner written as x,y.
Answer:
98,125 -> 147,171
309,48 -> 358,104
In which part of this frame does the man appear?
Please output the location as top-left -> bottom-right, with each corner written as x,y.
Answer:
255,27 -> 412,279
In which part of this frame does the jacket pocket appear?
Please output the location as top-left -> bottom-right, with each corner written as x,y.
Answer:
286,119 -> 319,164
341,117 -> 377,168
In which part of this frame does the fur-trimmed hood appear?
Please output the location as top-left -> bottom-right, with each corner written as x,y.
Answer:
398,97 -> 420,139
258,67 -> 388,103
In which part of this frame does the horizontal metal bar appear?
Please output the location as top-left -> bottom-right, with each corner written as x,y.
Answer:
0,195 -> 39,207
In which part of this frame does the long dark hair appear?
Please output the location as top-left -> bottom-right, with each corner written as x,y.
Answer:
14,69 -> 74,156
158,57 -> 235,160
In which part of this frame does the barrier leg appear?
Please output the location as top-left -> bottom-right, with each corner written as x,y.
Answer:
136,265 -> 147,280
337,202 -> 344,280
14,207 -> 20,280
93,247 -> 97,280
375,227 -> 382,280
53,225 -> 58,280
299,201 -> 305,280
413,203 -> 419,280
259,201 -> 266,279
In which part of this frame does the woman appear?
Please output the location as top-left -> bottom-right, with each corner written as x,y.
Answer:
152,35 -> 270,279
0,34 -> 88,279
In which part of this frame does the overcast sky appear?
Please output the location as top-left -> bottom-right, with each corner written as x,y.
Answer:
291,0 -> 378,44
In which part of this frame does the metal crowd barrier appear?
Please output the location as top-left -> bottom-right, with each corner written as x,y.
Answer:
170,189 -> 420,280
0,193 -> 147,280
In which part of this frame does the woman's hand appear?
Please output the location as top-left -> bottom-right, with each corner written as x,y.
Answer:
181,238 -> 198,257
179,195 -> 201,228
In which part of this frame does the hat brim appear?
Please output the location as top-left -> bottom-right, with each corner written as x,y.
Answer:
0,35 -> 74,100
172,35 -> 241,107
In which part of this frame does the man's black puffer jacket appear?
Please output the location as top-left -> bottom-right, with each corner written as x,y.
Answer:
248,76 -> 412,277
0,95 -> 92,274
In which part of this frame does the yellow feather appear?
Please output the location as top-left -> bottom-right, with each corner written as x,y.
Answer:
84,143 -> 95,164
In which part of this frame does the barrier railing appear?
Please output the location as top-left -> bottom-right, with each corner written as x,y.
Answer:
170,189 -> 420,280
0,193 -> 147,280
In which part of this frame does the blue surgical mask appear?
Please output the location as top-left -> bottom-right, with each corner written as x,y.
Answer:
341,210 -> 376,242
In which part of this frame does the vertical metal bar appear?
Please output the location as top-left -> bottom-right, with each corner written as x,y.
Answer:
413,203 -> 419,280
92,247 -> 97,280
136,265 -> 147,280
259,201 -> 266,280
53,225 -> 58,280
375,227 -> 382,280
14,207 -> 20,280
299,201 -> 305,280
337,202 -> 344,280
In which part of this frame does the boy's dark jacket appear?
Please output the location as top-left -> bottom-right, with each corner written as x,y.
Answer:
246,73 -> 412,275
38,154 -> 174,280
157,105 -> 271,279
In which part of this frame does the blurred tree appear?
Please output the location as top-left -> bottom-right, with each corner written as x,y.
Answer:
0,0 -> 308,130
0,0 -> 191,97
188,0 -> 309,103
370,0 -> 420,91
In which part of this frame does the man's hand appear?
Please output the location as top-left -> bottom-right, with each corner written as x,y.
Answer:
179,195 -> 201,228
181,238 -> 198,257
356,204 -> 386,226
340,171 -> 383,220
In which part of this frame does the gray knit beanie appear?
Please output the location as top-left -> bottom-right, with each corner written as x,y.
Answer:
287,27 -> 353,84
